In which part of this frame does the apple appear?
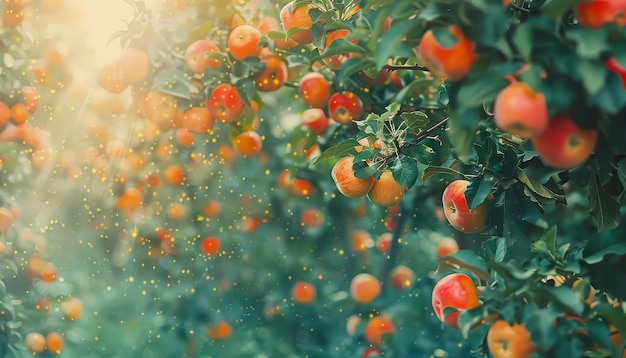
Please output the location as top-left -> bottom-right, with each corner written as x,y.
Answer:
417,25 -> 477,81
185,39 -> 222,74
301,108 -> 330,135
442,179 -> 489,233
328,91 -> 363,124
432,273 -> 480,329
366,170 -> 405,207
206,83 -> 245,123
493,79 -> 549,139
532,114 -> 598,170
575,0 -> 626,28
331,156 -> 374,198
299,72 -> 331,108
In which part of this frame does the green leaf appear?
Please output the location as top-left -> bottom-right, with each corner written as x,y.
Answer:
583,243 -> 626,265
446,109 -> 476,163
439,250 -> 490,282
152,68 -> 196,99
391,155 -> 419,188
565,28 -> 609,60
587,173 -> 621,232
545,286 -> 585,317
511,23 -> 533,62
421,165 -> 465,183
465,174 -> 496,210
578,59 -> 607,95
375,19 -> 415,70
516,168 -> 566,204
541,0 -> 578,18
399,111 -> 430,132
456,68 -> 512,110
530,226 -> 557,257
458,306 -> 485,339
311,139 -> 360,166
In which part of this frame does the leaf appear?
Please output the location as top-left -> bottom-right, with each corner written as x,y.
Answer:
545,286 -> 585,317
541,0 -> 579,19
421,165 -> 465,183
446,109 -> 476,163
438,250 -> 490,282
516,168 -> 566,204
465,174 -> 496,210
456,65 -> 514,109
152,68 -> 195,99
587,173 -> 621,232
578,59 -> 607,95
375,19 -> 415,70
583,243 -> 626,265
399,111 -> 430,132
458,306 -> 485,339
311,139 -> 360,166
530,225 -> 557,257
391,155 -> 419,188
565,28 -> 609,60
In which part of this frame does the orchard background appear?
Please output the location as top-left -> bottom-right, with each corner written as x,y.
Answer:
0,0 -> 625,357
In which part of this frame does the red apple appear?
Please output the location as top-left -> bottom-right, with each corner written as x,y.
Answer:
301,108 -> 330,135
442,179 -> 489,233
432,273 -> 480,329
575,0 -> 626,28
206,83 -> 245,123
532,114 -> 598,170
328,91 -> 363,125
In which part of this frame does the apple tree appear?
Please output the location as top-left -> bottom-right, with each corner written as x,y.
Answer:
1,0 -> 626,357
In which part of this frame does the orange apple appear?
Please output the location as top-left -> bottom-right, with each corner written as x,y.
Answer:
493,79 -> 549,139
417,25 -> 477,81
331,156 -> 374,198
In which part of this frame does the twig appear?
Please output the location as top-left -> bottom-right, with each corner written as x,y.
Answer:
414,117 -> 449,143
384,64 -> 430,72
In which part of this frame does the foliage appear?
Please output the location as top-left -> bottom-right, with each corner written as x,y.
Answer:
0,0 -> 624,357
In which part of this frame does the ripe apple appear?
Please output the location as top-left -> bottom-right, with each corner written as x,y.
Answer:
366,170 -> 405,207
301,108 -> 330,135
185,39 -> 222,74
280,0 -> 316,44
328,91 -> 364,124
493,79 -> 548,139
442,179 -> 489,233
487,320 -> 537,358
575,0 -> 626,28
389,265 -> 415,290
228,24 -> 262,61
364,316 -> 395,345
331,156 -> 374,198
299,72 -> 331,108
417,25 -> 477,81
431,273 -> 480,329
206,83 -> 245,123
532,114 -> 598,170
